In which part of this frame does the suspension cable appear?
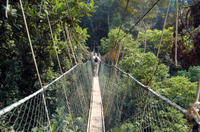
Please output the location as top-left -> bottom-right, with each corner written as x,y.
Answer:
117,0 -> 130,36
112,64 -> 187,114
45,9 -> 76,131
138,1 -> 171,122
65,0 -> 89,59
65,25 -> 78,64
117,0 -> 161,43
130,0 -> 161,31
113,0 -> 130,66
141,21 -> 148,53
62,24 -> 73,64
148,0 -> 171,87
19,1 -> 52,131
175,0 -> 179,66
5,0 -> 9,18
112,0 -> 161,67
45,10 -> 63,74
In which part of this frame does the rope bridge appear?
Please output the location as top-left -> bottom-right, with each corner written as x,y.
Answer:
0,62 -> 93,131
99,63 -> 190,131
0,61 -> 192,132
1,0 -> 198,131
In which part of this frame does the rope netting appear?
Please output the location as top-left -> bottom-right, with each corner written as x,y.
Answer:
0,61 -> 93,132
99,63 -> 190,132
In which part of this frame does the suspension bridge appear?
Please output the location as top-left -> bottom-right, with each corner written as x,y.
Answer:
1,0 -> 200,132
0,61 -> 193,132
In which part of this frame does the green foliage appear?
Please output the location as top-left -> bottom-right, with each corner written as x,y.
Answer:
117,28 -> 174,85
153,76 -> 197,108
111,108 -> 189,132
0,0 -> 95,108
99,63 -> 189,132
100,25 -> 194,130
81,0 -> 177,48
176,66 -> 200,82
138,27 -> 174,57
100,28 -> 127,53
1,0 -> 198,131
120,51 -> 169,85
50,107 -> 74,131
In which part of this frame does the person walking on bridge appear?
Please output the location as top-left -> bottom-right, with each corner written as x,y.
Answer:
93,53 -> 101,76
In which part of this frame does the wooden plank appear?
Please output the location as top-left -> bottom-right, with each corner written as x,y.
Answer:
88,76 -> 104,132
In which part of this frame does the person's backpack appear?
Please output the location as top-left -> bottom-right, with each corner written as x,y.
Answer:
94,57 -> 98,62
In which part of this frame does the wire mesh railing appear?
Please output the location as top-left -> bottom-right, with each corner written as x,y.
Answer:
99,63 -> 190,132
0,61 -> 93,132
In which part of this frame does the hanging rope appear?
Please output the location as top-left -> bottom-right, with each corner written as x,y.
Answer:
114,0 -> 130,66
148,0 -> 171,87
19,1 -> 52,131
62,24 -> 73,64
71,32 -> 90,56
129,0 -> 161,32
5,0 -> 9,18
45,10 -> 63,74
139,1 -> 171,125
117,0 -> 161,44
61,1 -> 78,63
45,10 -> 77,131
117,0 -> 130,36
195,75 -> 200,103
64,0 -> 90,58
65,25 -> 78,64
175,0 -> 179,66
185,75 -> 200,131
64,0 -> 78,57
142,21 -> 147,54
45,3 -> 90,129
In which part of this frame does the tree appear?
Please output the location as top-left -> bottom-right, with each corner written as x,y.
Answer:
153,76 -> 197,108
100,28 -> 136,66
138,27 -> 174,65
176,66 -> 200,82
172,1 -> 200,69
0,0 -> 96,108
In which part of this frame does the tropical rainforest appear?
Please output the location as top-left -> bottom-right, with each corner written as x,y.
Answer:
1,0 -> 200,131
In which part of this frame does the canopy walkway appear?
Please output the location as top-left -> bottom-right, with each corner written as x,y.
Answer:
1,0 -> 200,131
0,61 -> 195,132
88,76 -> 104,132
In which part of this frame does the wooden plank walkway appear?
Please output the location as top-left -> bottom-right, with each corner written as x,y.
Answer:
88,76 -> 104,132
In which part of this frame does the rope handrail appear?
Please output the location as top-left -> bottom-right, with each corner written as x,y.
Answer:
0,63 -> 80,116
103,64 -> 187,114
19,0 -> 52,130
